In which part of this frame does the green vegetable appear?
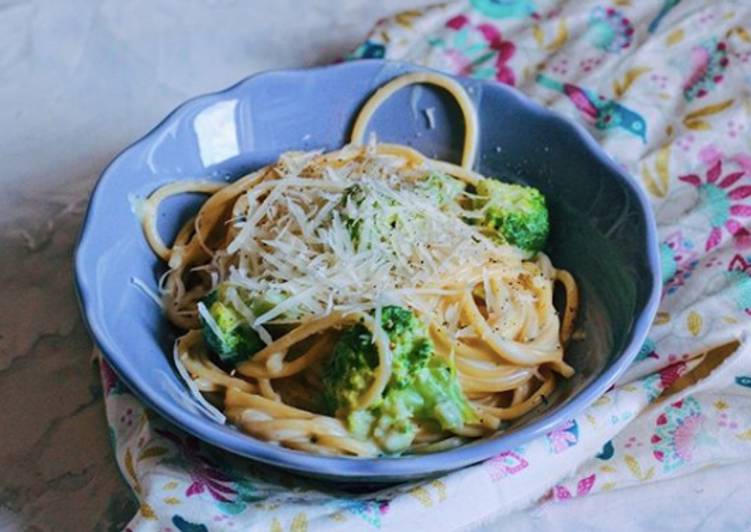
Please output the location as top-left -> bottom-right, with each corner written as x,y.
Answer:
413,357 -> 477,430
199,290 -> 264,366
473,178 -> 549,255
323,306 -> 431,413
199,283 -> 295,365
322,305 -> 476,453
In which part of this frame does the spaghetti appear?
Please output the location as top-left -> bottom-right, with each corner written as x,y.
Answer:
137,72 -> 578,457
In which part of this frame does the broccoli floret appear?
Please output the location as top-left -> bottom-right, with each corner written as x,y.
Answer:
323,305 -> 476,453
413,357 -> 477,430
199,290 -> 264,366
350,357 -> 476,453
473,178 -> 549,255
323,306 -> 431,414
199,284 -> 296,365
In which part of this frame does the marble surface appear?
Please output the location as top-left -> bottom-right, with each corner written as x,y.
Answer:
1,1 -> 749,531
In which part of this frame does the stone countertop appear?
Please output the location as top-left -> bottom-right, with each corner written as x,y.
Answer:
1,2 -> 749,531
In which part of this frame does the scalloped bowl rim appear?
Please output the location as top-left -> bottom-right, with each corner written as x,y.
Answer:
75,60 -> 661,480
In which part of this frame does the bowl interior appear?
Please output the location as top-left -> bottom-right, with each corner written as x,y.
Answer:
76,60 -> 658,482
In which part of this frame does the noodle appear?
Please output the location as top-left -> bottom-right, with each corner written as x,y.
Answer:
136,72 -> 579,456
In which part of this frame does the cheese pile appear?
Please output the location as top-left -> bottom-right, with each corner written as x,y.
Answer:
218,146 -> 527,334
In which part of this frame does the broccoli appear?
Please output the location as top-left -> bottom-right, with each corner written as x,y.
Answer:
199,289 -> 264,366
323,306 -> 431,413
198,283 -> 294,365
322,305 -> 476,453
473,178 -> 549,255
413,357 -> 477,430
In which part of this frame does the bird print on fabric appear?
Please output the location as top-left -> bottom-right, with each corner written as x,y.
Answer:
536,74 -> 647,141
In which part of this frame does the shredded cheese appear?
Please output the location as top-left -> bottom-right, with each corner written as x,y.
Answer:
211,150 -> 527,337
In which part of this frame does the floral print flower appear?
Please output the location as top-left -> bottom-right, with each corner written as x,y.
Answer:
552,474 -> 596,501
100,358 -> 125,396
586,6 -> 634,53
635,338 -> 659,362
429,15 -> 516,85
682,38 -> 729,101
679,160 -> 749,251
546,420 -> 579,453
725,254 -> 751,315
651,397 -> 715,471
485,450 -> 529,481
156,429 -> 262,513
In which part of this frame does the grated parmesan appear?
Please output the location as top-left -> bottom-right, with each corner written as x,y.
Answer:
209,149 -> 527,338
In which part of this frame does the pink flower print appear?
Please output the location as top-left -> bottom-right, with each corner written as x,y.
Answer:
546,420 -> 579,454
679,160 -> 749,251
155,429 -> 260,510
430,15 -> 517,85
485,450 -> 529,481
682,39 -> 729,101
672,415 -> 704,462
725,254 -> 751,315
651,397 -> 714,471
100,358 -> 125,396
659,361 -> 687,390
552,474 -> 596,501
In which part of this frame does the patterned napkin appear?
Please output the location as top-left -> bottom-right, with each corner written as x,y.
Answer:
104,1 -> 751,530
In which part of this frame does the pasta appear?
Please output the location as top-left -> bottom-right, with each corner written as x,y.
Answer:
137,72 -> 578,457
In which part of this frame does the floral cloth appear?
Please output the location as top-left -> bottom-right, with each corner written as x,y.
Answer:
105,1 -> 751,530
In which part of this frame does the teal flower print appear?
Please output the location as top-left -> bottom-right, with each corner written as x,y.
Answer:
679,160 -> 749,251
660,242 -> 677,283
661,231 -> 699,295
470,0 -> 536,19
586,6 -> 634,53
651,397 -> 715,471
339,498 -> 391,527
429,15 -> 516,84
636,338 -> 658,362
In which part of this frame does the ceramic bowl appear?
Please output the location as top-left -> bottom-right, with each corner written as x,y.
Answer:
75,60 -> 660,482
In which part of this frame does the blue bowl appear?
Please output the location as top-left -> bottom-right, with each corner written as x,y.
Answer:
75,60 -> 660,483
